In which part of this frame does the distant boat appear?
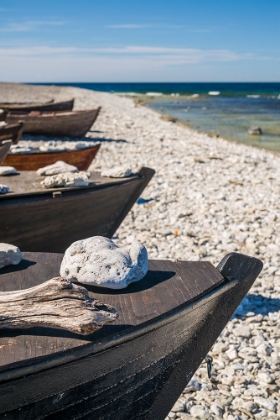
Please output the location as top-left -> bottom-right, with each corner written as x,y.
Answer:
0,140 -> 12,164
0,122 -> 24,144
0,98 -> 74,112
6,107 -> 101,138
0,167 -> 155,252
0,251 -> 262,419
2,144 -> 101,170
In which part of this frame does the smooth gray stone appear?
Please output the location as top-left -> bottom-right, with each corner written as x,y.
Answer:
60,236 -> 148,289
248,126 -> 262,135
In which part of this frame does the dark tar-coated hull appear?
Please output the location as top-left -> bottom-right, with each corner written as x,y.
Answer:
0,252 -> 262,419
0,167 -> 155,252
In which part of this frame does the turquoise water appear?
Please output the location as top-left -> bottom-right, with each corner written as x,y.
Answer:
33,83 -> 280,152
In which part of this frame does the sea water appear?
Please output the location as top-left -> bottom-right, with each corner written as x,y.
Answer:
34,83 -> 280,153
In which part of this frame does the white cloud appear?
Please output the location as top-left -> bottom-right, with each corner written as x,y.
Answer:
106,23 -> 203,31
106,24 -> 150,29
0,45 -> 251,61
0,20 -> 66,32
1,53 -> 277,83
0,44 -> 275,82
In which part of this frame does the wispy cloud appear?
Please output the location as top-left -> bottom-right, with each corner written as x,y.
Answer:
0,45 -> 259,64
0,20 -> 66,33
106,23 -> 197,30
107,24 -> 150,29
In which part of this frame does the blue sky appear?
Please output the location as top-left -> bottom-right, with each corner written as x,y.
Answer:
0,0 -> 279,82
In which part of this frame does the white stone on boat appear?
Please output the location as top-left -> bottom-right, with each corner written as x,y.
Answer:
101,166 -> 132,178
60,236 -> 148,289
0,243 -> 23,268
37,160 -> 78,176
41,171 -> 90,188
0,166 -> 18,175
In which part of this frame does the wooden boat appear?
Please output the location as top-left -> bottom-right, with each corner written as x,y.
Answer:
0,167 -> 155,252
6,107 -> 101,138
0,122 -> 24,144
0,140 -> 12,164
0,251 -> 262,419
0,98 -> 74,112
2,144 -> 101,170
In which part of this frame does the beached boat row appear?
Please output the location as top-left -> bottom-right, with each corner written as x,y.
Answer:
0,92 -> 263,420
1,98 -> 101,140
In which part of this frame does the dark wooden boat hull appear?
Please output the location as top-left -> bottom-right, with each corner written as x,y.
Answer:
0,252 -> 262,420
0,167 -> 155,252
0,98 -> 74,112
2,144 -> 101,170
6,108 -> 101,138
0,140 -> 12,165
0,122 -> 24,144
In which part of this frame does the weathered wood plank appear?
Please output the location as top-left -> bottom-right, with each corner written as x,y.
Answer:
0,252 -> 225,372
0,277 -> 117,334
0,140 -> 12,164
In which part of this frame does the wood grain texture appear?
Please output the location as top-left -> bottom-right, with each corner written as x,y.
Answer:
0,252 -> 262,420
0,252 -> 224,372
0,140 -> 12,164
0,98 -> 74,112
6,108 -> 101,137
2,144 -> 101,170
0,276 -> 117,334
0,167 -> 155,252
0,122 -> 24,144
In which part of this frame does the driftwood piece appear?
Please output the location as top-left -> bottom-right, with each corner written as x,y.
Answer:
0,277 -> 117,335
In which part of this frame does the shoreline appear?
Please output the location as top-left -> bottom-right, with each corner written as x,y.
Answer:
1,83 -> 280,419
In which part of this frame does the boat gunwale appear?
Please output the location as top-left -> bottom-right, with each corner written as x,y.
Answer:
0,171 -> 142,200
7,107 -> 100,118
6,144 -> 100,157
0,98 -> 74,111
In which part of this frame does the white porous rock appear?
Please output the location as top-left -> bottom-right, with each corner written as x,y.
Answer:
9,145 -> 33,154
41,171 -> 90,188
0,184 -> 9,194
101,166 -> 132,178
39,145 -> 66,152
0,243 -> 23,269
37,160 -> 78,176
0,166 -> 18,175
60,236 -> 148,289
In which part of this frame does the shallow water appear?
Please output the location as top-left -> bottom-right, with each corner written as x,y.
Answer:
148,95 -> 280,152
33,82 -> 280,152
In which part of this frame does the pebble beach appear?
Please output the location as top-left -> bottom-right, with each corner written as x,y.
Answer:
1,83 -> 280,419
